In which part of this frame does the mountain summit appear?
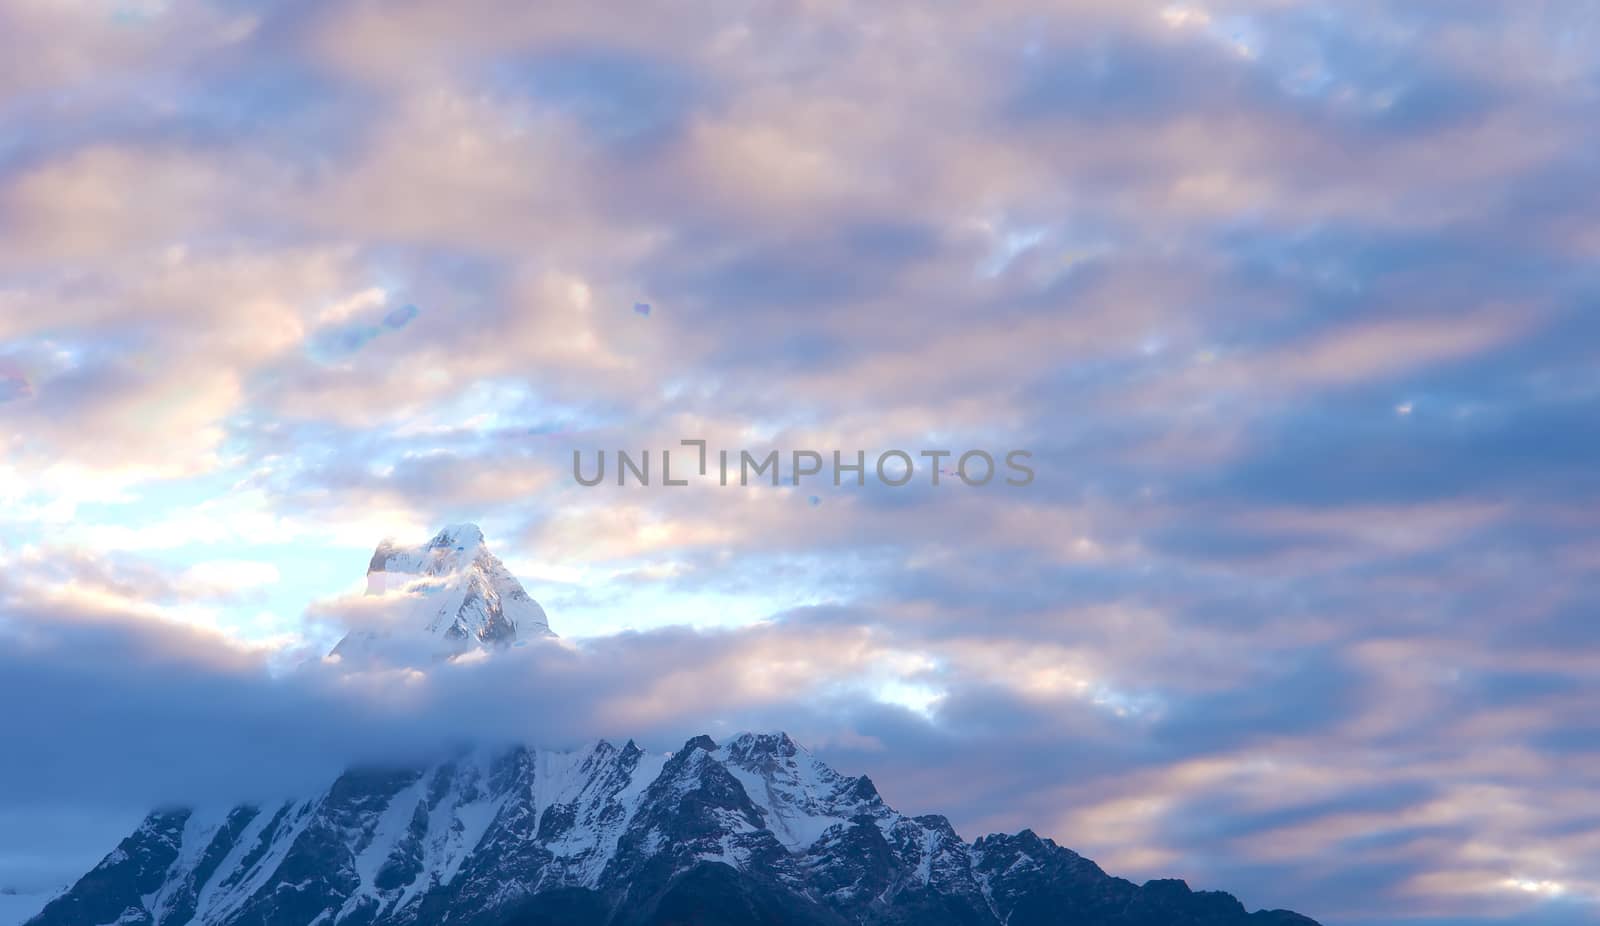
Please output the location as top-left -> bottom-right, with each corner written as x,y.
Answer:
333,523 -> 552,660
27,732 -> 1319,926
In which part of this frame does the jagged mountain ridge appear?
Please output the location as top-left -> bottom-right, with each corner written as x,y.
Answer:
333,524 -> 552,659
28,732 -> 1320,926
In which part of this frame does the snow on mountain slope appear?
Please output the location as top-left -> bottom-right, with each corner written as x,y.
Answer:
719,732 -> 886,853
333,524 -> 552,660
24,733 -> 1323,926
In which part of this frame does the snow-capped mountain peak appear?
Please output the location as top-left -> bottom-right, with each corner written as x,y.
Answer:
27,731 -> 1321,926
334,523 -> 552,660
364,524 -> 490,593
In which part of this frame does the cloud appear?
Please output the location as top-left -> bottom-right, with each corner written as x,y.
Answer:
2,1 -> 1599,923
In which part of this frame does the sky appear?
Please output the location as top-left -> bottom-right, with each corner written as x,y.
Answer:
0,1 -> 1598,924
